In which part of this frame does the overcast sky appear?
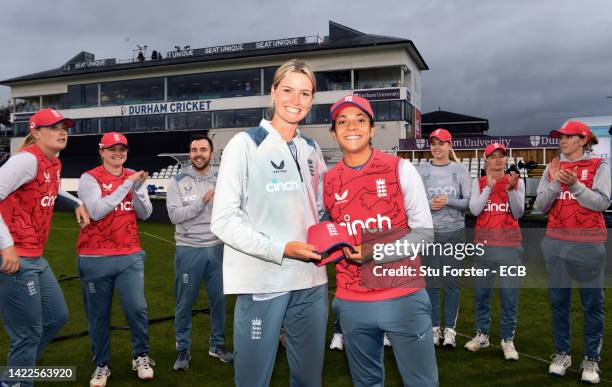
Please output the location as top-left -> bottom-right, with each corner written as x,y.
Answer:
1,0 -> 611,134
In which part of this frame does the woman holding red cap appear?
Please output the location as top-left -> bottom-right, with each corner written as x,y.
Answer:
467,142 -> 524,360
0,108 -> 89,387
323,94 -> 438,386
211,60 -> 328,387
534,121 -> 610,384
76,132 -> 153,387
417,128 -> 471,348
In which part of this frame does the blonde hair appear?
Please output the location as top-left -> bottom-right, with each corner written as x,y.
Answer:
19,133 -> 36,150
267,59 -> 317,119
449,148 -> 459,163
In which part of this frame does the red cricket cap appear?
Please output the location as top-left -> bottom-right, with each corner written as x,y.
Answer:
307,221 -> 356,266
29,108 -> 74,130
99,132 -> 128,149
484,142 -> 507,157
550,121 -> 591,138
331,95 -> 374,121
429,128 -> 452,142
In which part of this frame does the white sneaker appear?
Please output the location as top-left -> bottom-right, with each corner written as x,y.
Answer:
329,333 -> 344,350
383,333 -> 392,347
549,352 -> 571,376
580,358 -> 600,384
132,353 -> 155,380
443,328 -> 456,348
464,331 -> 489,352
432,327 -> 442,346
90,365 -> 110,387
501,339 -> 519,360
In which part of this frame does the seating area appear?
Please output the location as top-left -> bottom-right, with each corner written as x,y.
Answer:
152,164 -> 181,179
407,157 -> 529,179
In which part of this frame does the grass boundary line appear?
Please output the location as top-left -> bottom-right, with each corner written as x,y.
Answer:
52,227 -> 175,245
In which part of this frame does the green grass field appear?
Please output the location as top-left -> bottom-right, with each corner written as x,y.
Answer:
1,212 -> 610,386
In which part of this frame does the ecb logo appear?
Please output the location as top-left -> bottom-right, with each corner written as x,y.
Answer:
529,136 -> 541,147
415,139 -> 427,150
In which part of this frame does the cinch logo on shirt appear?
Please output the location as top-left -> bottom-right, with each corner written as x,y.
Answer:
558,190 -> 577,201
41,194 -> 57,207
339,213 -> 392,236
115,201 -> 133,212
428,186 -> 457,196
484,200 -> 510,213
183,194 -> 197,202
265,178 -> 300,193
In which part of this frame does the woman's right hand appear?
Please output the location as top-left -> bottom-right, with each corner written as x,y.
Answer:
548,157 -> 560,182
127,171 -> 144,183
0,246 -> 20,274
486,173 -> 496,188
283,241 -> 321,261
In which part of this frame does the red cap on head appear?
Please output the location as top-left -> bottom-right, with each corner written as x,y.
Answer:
429,128 -> 452,142
484,142 -> 507,157
29,108 -> 74,130
331,95 -> 374,121
307,221 -> 356,266
550,121 -> 591,138
99,132 -> 128,149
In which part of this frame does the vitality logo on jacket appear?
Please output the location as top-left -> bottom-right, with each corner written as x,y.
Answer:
270,160 -> 286,173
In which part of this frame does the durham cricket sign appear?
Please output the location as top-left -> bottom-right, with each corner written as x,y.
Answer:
120,100 -> 213,116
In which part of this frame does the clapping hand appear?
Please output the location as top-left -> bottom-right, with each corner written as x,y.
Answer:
558,166 -> 578,187
507,171 -> 519,191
